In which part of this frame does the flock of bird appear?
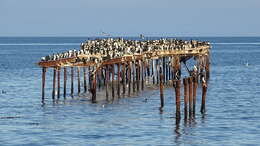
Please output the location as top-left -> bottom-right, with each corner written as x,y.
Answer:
40,38 -> 210,62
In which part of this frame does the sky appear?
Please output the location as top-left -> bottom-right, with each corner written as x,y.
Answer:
1,0 -> 260,37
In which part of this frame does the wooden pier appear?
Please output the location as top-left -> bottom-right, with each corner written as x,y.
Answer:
38,38 -> 211,117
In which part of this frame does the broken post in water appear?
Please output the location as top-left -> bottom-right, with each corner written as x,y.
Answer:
38,37 -> 211,118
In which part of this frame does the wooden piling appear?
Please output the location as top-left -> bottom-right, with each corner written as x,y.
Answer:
156,60 -> 159,84
98,69 -> 102,89
133,61 -> 136,93
77,67 -> 80,94
64,67 -> 67,98
105,65 -> 109,100
117,63 -> 121,98
83,67 -> 87,92
137,61 -> 140,92
91,72 -> 97,103
166,58 -> 169,83
162,57 -> 166,83
152,59 -> 155,84
71,67 -> 74,96
201,81 -> 208,113
193,76 -> 198,115
57,67 -> 60,99
122,63 -> 126,95
52,67 -> 56,100
159,68 -> 164,109
141,60 -> 144,90
42,67 -> 46,102
175,80 -> 181,119
205,55 -> 210,81
183,78 -> 188,119
111,64 -> 115,99
128,61 -> 132,96
188,77 -> 193,116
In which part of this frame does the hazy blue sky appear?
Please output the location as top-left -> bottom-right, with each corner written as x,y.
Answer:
1,0 -> 260,36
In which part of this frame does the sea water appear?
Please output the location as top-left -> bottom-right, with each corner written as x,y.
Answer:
0,37 -> 260,145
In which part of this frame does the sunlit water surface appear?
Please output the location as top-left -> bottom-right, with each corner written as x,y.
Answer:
0,37 -> 260,145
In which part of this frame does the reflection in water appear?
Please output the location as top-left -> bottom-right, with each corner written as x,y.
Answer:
174,117 -> 181,144
174,114 -> 202,144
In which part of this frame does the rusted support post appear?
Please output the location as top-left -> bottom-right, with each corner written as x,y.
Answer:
133,61 -> 136,92
137,61 -> 140,92
146,60 -> 150,84
173,56 -> 181,80
201,79 -> 208,113
152,59 -> 155,84
188,77 -> 193,117
91,72 -> 97,103
159,68 -> 164,110
111,64 -> 115,99
71,67 -> 74,96
105,65 -> 109,100
193,76 -> 198,115
117,63 -> 121,98
42,67 -> 46,102
77,67 -> 80,94
156,59 -> 159,84
63,67 -> 67,98
98,69 -> 102,89
175,80 -> 181,119
83,67 -> 87,92
57,67 -> 61,99
166,58 -> 169,83
163,57 -> 166,83
122,63 -> 126,95
205,55 -> 210,81
128,61 -> 132,96
183,78 -> 188,119
52,67 -> 56,100
141,60 -> 144,90
168,58 -> 171,81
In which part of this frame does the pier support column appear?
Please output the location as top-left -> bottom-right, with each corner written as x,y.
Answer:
128,61 -> 132,96
77,67 -> 81,95
71,67 -> 74,97
137,61 -> 140,92
152,59 -> 155,84
64,67 -> 67,98
173,56 -> 181,80
205,55 -> 210,81
188,77 -> 193,117
83,67 -> 87,93
183,78 -> 188,119
122,63 -> 126,95
175,80 -> 181,119
141,60 -> 144,90
156,60 -> 159,84
42,67 -> 46,102
111,64 -> 115,99
57,67 -> 61,99
193,76 -> 198,115
163,57 -> 166,83
117,63 -> 121,98
133,61 -> 136,93
91,72 -> 97,103
52,67 -> 57,100
159,68 -> 164,110
105,65 -> 109,100
201,81 -> 208,113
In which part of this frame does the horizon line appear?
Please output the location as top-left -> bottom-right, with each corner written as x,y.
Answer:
1,35 -> 260,38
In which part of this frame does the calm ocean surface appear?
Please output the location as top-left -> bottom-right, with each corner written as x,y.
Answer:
0,37 -> 260,145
